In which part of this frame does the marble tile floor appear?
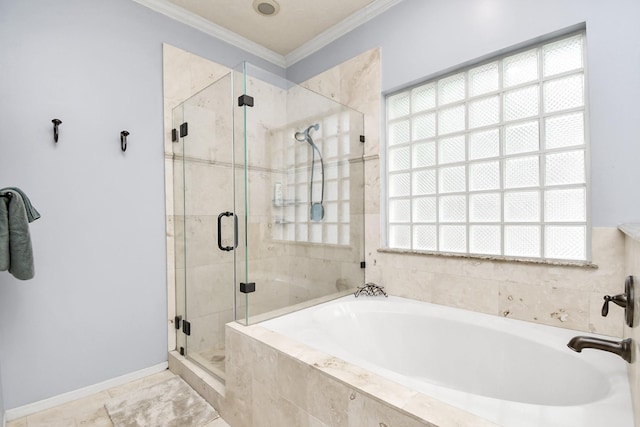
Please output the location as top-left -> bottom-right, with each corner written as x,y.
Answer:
6,369 -> 230,427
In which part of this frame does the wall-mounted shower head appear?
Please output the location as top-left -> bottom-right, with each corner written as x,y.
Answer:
294,123 -> 319,145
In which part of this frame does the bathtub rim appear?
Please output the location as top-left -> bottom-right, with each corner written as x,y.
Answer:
228,319 -> 500,427
252,294 -> 634,427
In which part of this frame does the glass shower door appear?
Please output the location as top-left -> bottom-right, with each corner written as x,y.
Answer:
233,62 -> 366,325
173,72 -> 235,381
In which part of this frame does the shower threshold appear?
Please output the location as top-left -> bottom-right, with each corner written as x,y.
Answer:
189,347 -> 226,382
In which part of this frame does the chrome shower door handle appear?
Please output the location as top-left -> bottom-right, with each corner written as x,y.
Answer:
217,211 -> 238,251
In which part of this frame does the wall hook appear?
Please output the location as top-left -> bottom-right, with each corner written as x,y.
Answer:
52,119 -> 62,143
120,131 -> 129,152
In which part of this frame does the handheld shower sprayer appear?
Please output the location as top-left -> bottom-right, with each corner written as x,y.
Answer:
294,124 -> 319,145
295,123 -> 324,221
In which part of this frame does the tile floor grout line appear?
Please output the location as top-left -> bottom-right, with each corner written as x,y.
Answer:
7,370 -> 230,427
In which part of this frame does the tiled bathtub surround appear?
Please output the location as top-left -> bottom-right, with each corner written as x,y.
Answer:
300,48 -> 627,338
620,224 -> 640,425
370,227 -> 626,337
223,322 -> 498,427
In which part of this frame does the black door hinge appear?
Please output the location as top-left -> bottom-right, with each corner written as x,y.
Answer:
172,128 -> 178,142
180,122 -> 188,137
360,261 -> 366,268
179,346 -> 185,356
174,315 -> 182,330
238,94 -> 254,107
182,320 -> 191,336
240,282 -> 256,293
360,135 -> 365,143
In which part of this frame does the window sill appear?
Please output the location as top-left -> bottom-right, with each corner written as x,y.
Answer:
377,247 -> 598,269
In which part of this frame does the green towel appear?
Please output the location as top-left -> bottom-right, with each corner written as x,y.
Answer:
0,191 -> 35,280
1,187 -> 40,222
0,197 -> 9,271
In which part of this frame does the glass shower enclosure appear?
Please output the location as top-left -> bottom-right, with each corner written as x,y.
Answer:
172,62 -> 365,381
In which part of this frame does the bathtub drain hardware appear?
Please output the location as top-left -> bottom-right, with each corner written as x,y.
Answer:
354,283 -> 388,298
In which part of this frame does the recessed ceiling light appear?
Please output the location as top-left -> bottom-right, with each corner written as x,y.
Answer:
253,0 -> 280,17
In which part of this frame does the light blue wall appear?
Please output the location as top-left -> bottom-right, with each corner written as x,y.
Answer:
288,0 -> 640,227
0,0 -> 283,410
0,327 -> 4,423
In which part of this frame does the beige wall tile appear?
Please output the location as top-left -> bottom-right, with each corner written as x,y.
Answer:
402,394 -> 499,427
224,327 -> 255,427
372,228 -> 626,334
497,281 -> 589,330
431,274 -> 499,314
277,353 -> 314,410
314,357 -> 418,410
364,157 -> 380,214
304,370 -> 352,426
348,394 -> 433,427
185,263 -> 235,318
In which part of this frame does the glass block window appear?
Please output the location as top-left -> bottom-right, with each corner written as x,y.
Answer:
386,32 -> 588,262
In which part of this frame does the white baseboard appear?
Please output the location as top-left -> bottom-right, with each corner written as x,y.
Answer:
5,362 -> 168,421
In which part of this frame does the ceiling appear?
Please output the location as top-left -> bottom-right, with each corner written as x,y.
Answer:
134,0 -> 402,67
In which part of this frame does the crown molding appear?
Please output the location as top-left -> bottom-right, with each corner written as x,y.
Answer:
132,0 -> 287,67
284,0 -> 403,66
133,0 -> 402,69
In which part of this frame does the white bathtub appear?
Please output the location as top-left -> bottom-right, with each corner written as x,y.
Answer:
261,295 -> 634,427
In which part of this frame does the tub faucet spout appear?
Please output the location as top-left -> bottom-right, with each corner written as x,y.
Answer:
567,336 -> 632,363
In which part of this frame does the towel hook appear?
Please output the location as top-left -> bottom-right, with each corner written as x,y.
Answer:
120,131 -> 129,152
52,119 -> 62,143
